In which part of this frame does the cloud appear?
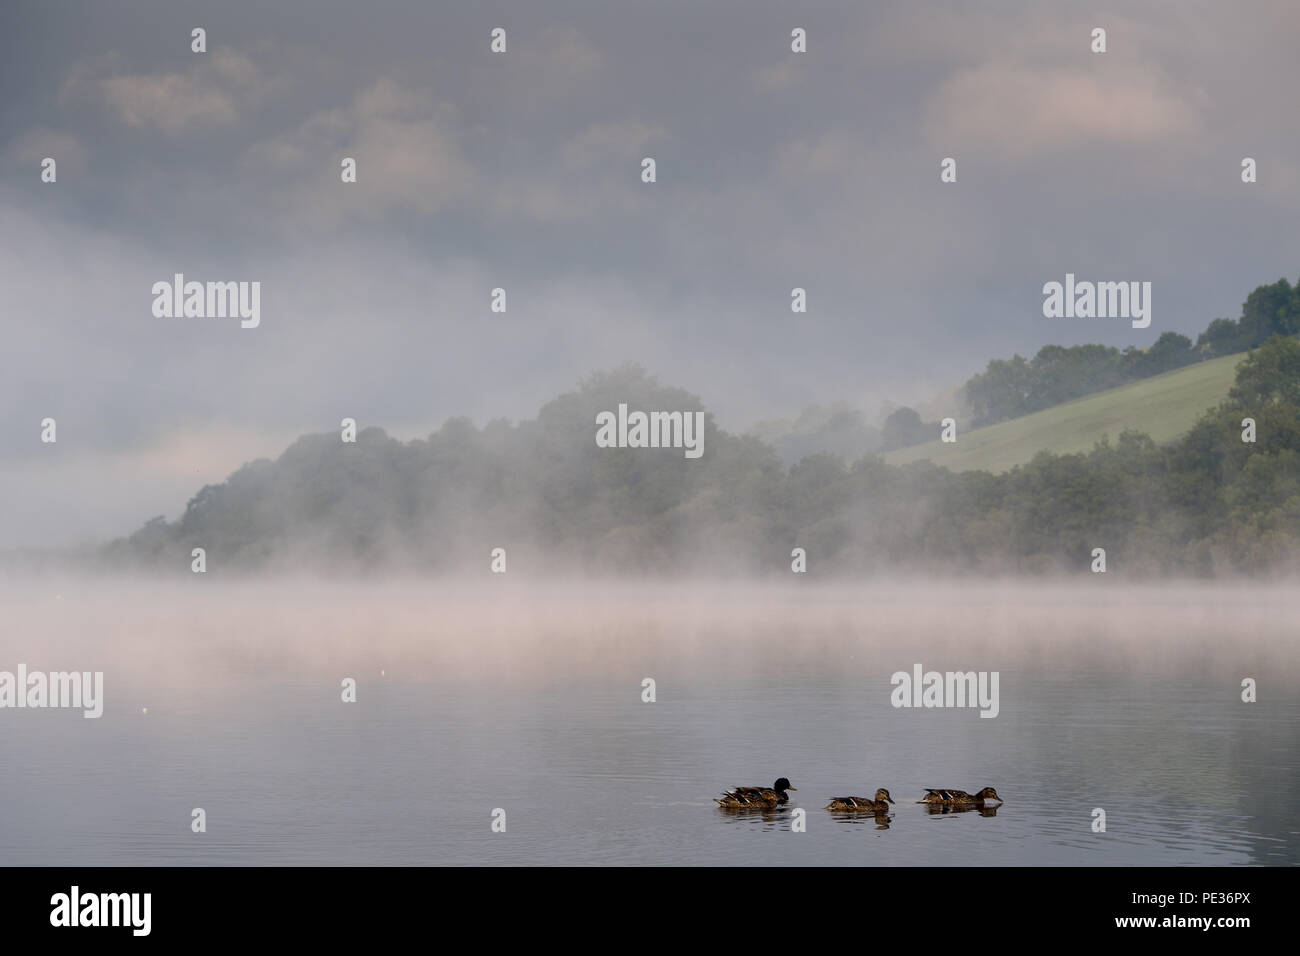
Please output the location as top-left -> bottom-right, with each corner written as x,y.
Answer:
61,47 -> 268,134
753,60 -> 805,93
4,0 -> 1298,552
532,25 -> 605,79
4,127 -> 88,175
773,130 -> 862,180
241,77 -> 476,225
924,59 -> 1204,162
473,118 -> 668,224
502,25 -> 606,98
559,121 -> 667,172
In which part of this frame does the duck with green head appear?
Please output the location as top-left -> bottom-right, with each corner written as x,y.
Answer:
918,787 -> 1003,806
716,777 -> 797,808
825,788 -> 895,812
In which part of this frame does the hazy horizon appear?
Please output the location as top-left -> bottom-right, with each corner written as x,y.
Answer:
4,0 -> 1300,548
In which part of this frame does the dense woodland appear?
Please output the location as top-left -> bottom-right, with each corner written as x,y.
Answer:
105,335 -> 1300,577
962,276 -> 1300,427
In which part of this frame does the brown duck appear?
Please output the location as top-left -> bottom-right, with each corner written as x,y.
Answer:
825,788 -> 895,812
716,777 -> 797,808
918,787 -> 1003,806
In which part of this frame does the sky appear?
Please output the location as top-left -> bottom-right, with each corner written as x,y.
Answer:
2,0 -> 1299,548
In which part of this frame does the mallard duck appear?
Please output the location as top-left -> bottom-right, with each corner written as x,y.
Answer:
825,788 -> 895,812
918,787 -> 1003,806
716,777 -> 797,808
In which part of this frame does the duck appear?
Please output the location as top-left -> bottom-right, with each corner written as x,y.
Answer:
825,788 -> 895,812
716,777 -> 797,808
918,787 -> 1003,806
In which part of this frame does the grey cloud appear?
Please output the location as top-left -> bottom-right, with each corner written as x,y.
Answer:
1,0 -> 1298,549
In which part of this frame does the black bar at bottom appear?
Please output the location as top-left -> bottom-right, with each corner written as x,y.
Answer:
3,866 -> 1281,942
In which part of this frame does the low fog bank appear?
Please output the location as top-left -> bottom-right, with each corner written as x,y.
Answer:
1,576 -> 1295,695
10,349 -> 1300,579
8,341 -> 1297,583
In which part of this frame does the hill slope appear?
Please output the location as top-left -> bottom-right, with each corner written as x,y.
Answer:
884,352 -> 1243,473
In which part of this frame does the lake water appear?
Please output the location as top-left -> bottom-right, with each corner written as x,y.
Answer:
1,579 -> 1296,865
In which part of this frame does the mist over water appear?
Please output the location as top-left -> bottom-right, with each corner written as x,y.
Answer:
1,576 -> 1295,865
5,0 -> 1298,884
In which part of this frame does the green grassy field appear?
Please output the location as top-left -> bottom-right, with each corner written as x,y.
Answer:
884,352 -> 1243,474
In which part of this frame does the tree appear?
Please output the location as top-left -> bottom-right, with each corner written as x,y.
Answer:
1196,317 -> 1247,357
1228,335 -> 1300,408
1239,278 -> 1296,345
1135,331 -> 1196,376
880,406 -> 935,451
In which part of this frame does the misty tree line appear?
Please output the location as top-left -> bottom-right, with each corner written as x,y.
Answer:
754,274 -> 1300,457
962,276 -> 1300,428
748,401 -> 942,462
105,336 -> 1300,577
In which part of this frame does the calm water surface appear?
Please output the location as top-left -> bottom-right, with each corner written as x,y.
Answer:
1,582 -> 1296,865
